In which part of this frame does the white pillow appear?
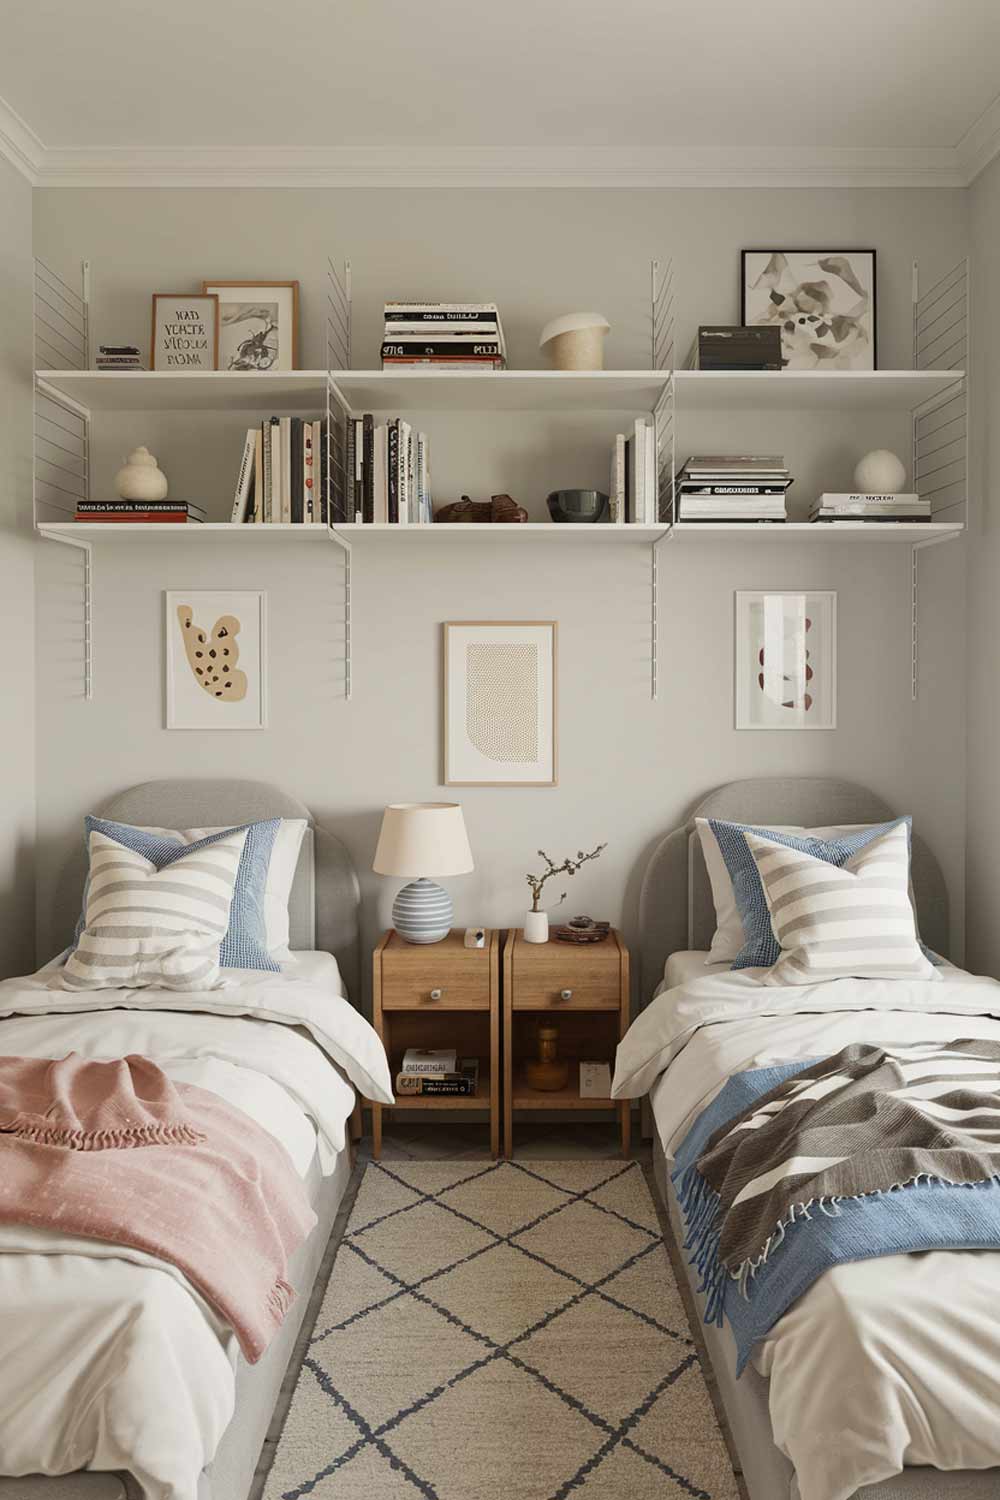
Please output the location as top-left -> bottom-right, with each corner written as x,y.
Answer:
55,827 -> 248,991
136,818 -> 307,954
746,824 -> 939,985
694,818 -> 915,965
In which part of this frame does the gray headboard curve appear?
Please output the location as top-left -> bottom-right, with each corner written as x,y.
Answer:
59,778 -> 361,1002
637,776 -> 949,1007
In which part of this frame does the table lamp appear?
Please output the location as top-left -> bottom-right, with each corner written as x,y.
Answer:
373,802 -> 474,944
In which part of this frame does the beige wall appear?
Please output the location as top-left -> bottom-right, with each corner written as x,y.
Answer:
965,156 -> 1000,973
0,156 -> 36,975
30,185 -> 969,993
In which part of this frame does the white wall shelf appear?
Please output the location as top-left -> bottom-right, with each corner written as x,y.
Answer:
37,521 -> 335,538
673,369 -> 964,412
36,370 -> 329,413
669,521 -> 963,541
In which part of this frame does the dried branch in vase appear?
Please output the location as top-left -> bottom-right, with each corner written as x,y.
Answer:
525,842 -> 607,913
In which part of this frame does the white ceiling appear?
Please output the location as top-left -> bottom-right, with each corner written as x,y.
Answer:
2,0 -> 999,187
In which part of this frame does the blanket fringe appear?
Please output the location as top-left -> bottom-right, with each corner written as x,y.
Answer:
268,1278 -> 295,1321
0,1122 -> 207,1150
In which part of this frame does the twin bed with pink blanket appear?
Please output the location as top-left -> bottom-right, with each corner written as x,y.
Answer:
0,780 -> 392,1500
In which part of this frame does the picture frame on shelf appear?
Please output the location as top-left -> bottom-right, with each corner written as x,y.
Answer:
735,590 -> 837,730
150,294 -> 219,372
741,250 -> 876,370
201,280 -> 299,372
165,590 -> 267,730
443,621 -> 557,786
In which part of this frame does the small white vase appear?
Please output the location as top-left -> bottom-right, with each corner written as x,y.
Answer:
115,446 -> 169,502
524,910 -> 549,944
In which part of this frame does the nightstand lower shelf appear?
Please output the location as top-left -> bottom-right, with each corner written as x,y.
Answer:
511,1064 -> 618,1111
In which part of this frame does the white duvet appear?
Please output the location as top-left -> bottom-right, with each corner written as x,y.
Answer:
613,957 -> 1000,1500
0,953 -> 392,1500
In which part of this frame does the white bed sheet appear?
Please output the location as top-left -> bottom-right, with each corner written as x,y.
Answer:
0,955 -> 387,1500
619,959 -> 1000,1500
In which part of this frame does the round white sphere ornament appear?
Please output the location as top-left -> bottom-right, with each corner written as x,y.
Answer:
115,446 -> 169,502
853,448 -> 907,494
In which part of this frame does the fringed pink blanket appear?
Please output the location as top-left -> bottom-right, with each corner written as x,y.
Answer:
0,1053 -> 317,1362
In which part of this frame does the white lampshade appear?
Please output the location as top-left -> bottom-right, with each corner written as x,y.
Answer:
373,803 -> 474,879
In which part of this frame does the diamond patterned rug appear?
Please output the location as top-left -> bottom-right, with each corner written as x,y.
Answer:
263,1160 -> 740,1500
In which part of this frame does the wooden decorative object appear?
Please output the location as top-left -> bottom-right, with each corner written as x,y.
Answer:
553,921 -> 611,944
524,1022 -> 570,1091
434,494 -> 528,524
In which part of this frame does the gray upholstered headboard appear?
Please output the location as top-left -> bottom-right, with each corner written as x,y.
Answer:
637,777 -> 950,1008
56,778 -> 362,1003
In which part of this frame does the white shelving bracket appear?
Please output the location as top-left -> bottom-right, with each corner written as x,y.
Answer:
911,530 -> 960,701
325,525 -> 353,700
650,528 -> 675,701
43,528 -> 93,701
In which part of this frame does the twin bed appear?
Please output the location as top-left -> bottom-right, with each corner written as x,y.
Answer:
627,777 -> 1000,1500
0,778 -> 388,1500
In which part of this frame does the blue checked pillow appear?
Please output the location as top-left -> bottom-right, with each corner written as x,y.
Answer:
72,815 -> 281,972
707,816 -> 937,970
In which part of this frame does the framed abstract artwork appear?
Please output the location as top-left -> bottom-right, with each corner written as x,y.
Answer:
735,591 -> 837,730
741,250 -> 876,370
201,281 -> 299,371
443,621 -> 557,786
165,590 -> 267,730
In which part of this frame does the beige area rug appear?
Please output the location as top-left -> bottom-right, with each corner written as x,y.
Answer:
264,1159 -> 740,1500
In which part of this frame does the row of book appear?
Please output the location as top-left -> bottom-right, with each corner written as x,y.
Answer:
811,493 -> 932,523
394,1049 -> 480,1097
231,417 -> 327,524
381,302 -> 506,371
345,414 -> 433,524
674,454 -> 793,523
608,420 -> 659,524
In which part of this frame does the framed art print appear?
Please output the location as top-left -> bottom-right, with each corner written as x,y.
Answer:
735,591 -> 836,730
741,250 -> 876,370
444,621 -> 557,786
165,590 -> 267,729
150,294 -> 218,371
202,281 -> 299,371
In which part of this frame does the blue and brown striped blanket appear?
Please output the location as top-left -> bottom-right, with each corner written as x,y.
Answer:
672,1041 -> 1000,1374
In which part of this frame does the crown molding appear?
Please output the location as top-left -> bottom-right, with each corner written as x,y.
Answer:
956,93 -> 1000,185
24,143 -> 972,190
2,92 -> 999,189
0,96 -> 43,184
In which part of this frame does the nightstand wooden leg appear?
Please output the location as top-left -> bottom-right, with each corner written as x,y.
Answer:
373,1103 -> 383,1161
620,1101 -> 631,1158
350,1101 -> 363,1142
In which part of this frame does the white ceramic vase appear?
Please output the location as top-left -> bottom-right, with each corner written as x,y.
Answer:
524,910 -> 549,943
115,446 -> 169,502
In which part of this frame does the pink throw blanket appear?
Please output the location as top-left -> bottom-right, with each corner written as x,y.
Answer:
0,1053 -> 317,1362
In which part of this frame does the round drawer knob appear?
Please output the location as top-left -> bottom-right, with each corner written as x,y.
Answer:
560,988 -> 573,1000
429,988 -> 443,1000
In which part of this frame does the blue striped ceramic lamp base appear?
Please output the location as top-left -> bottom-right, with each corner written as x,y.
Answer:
392,878 -> 454,944
373,802 -> 474,946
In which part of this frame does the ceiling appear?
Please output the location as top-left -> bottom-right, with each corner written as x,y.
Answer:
2,0 -> 999,187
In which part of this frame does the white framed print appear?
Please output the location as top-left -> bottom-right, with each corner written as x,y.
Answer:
201,281 -> 299,371
444,621 -> 557,786
165,591 -> 267,730
735,591 -> 836,730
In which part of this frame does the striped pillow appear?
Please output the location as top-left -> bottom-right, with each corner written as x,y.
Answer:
55,827 -> 248,992
745,821 -> 939,986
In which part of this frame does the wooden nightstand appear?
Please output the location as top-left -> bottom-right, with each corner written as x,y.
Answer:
371,929 -> 501,1160
502,928 -> 631,1158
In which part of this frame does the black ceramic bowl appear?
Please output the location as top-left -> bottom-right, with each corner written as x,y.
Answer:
546,489 -> 610,524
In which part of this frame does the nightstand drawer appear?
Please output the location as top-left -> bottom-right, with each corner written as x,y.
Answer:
511,978 -> 620,1010
381,971 -> 490,1009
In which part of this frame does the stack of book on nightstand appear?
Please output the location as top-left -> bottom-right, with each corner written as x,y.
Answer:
674,454 -> 792,523
395,1049 -> 480,1097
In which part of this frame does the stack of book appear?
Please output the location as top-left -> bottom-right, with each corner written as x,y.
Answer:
95,344 -> 146,371
674,454 -> 792,523
394,1049 -> 480,1097
810,492 -> 931,525
231,417 -> 328,525
686,325 -> 782,371
381,303 -> 506,370
75,500 -> 205,524
609,419 -> 658,524
344,414 -> 432,524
